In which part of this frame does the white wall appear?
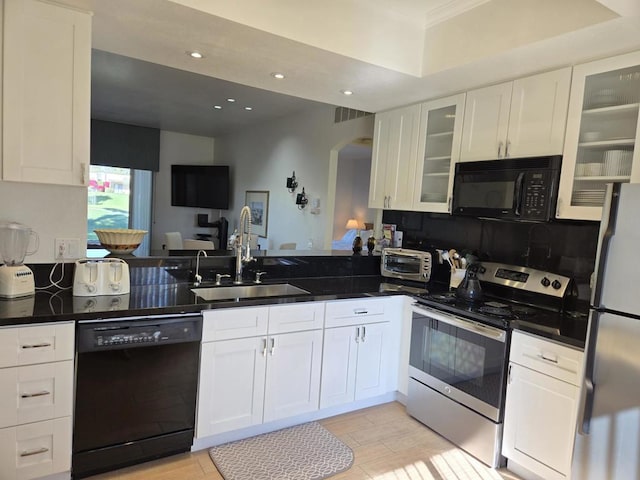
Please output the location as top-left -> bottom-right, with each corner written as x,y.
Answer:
151,130 -> 219,251
0,181 -> 87,263
215,105 -> 374,250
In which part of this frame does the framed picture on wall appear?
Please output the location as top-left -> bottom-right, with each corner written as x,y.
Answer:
245,190 -> 269,238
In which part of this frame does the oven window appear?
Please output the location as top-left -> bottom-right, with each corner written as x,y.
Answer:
410,313 -> 507,409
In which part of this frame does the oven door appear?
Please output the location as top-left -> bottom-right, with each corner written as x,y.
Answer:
409,304 -> 509,422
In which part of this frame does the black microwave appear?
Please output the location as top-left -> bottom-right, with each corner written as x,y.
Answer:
452,155 -> 561,222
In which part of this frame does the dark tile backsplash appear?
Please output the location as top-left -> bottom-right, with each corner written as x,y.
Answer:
383,210 -> 599,298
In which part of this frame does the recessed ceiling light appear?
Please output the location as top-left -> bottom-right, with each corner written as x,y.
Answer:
188,51 -> 203,59
213,105 -> 222,110
227,98 -> 236,103
341,89 -> 354,96
271,72 -> 285,79
244,106 -> 253,111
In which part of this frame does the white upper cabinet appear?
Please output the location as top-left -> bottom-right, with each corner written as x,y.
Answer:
557,51 -> 640,221
460,68 -> 571,161
368,104 -> 420,210
412,93 -> 465,212
2,0 -> 91,186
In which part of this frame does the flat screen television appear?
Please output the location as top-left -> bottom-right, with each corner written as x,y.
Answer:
171,164 -> 230,209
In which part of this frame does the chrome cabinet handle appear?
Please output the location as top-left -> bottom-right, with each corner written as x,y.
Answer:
21,390 -> 51,399
270,337 -> 275,355
505,140 -> 511,157
262,338 -> 267,357
361,326 -> 366,342
498,141 -> 503,158
538,352 -> 559,364
20,447 -> 49,457
355,327 -> 360,343
21,343 -> 52,349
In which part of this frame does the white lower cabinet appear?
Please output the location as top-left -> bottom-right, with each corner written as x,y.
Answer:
263,329 -> 323,422
321,297 -> 396,409
197,303 -> 324,438
503,331 -> 583,480
0,322 -> 74,480
198,337 -> 267,437
320,322 -> 389,408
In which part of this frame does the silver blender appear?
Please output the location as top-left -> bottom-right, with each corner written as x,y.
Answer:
0,222 -> 39,297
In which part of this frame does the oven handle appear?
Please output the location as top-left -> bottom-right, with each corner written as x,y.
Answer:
412,304 -> 507,342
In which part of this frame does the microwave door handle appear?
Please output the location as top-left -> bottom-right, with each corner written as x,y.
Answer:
513,172 -> 526,216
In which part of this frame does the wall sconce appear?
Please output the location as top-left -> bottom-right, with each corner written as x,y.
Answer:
286,171 -> 298,193
296,187 -> 308,209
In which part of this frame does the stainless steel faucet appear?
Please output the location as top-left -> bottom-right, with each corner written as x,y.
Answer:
235,206 -> 254,284
194,249 -> 207,286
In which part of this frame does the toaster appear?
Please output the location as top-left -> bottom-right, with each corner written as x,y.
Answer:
72,258 -> 131,296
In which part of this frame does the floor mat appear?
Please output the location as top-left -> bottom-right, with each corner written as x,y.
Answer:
209,421 -> 354,480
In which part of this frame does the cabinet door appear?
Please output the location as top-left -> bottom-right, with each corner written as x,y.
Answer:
368,105 -> 420,209
3,0 -> 91,185
368,111 -> 394,208
413,93 -> 465,212
507,67 -> 571,158
503,363 -> 578,480
197,337 -> 267,437
354,322 -> 390,401
263,330 -> 322,423
319,326 -> 358,409
460,82 -> 512,161
557,51 -> 640,220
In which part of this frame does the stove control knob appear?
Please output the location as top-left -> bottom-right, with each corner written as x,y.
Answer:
541,277 -> 551,287
552,280 -> 562,290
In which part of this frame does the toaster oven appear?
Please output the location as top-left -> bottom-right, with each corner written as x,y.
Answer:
381,248 -> 432,283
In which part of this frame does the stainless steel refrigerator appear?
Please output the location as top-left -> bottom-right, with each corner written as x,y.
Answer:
572,183 -> 640,479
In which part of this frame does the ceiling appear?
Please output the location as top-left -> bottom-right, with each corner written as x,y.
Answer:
79,0 -> 640,137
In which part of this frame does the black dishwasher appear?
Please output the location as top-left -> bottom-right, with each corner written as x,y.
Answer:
72,314 -> 202,479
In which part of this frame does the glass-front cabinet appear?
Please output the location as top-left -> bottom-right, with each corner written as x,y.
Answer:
557,51 -> 640,220
413,93 -> 465,212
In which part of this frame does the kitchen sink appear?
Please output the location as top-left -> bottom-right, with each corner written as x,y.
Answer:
191,283 -> 310,301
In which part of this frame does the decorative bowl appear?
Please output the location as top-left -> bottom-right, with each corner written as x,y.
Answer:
94,229 -> 147,255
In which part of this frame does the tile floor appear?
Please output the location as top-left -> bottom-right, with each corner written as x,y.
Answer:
88,401 -> 523,480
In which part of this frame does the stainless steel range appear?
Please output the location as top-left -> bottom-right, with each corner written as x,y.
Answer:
407,262 -> 576,467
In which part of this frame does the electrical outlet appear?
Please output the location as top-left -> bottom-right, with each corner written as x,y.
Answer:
55,238 -> 80,259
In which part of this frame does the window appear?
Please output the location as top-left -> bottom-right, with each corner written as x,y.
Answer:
87,165 -> 152,255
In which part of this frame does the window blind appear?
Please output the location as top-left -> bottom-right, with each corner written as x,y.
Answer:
90,119 -> 160,171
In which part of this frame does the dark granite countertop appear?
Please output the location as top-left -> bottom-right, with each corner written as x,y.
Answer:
0,271 -> 587,348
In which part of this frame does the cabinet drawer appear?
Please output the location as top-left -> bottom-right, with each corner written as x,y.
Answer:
0,360 -> 73,429
325,298 -> 387,328
0,323 -> 74,368
268,303 -> 325,334
510,331 -> 583,385
0,416 -> 71,480
202,307 -> 269,342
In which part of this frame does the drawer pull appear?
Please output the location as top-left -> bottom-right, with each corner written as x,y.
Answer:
539,352 -> 559,364
21,343 -> 52,349
21,390 -> 51,399
20,447 -> 49,457
353,309 -> 368,315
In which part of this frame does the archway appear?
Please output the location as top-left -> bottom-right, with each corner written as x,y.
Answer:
324,137 -> 376,250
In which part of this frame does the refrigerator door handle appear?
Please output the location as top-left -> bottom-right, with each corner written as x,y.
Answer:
578,309 -> 601,435
591,183 -> 620,308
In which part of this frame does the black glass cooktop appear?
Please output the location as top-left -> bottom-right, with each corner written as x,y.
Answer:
414,290 -> 586,335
